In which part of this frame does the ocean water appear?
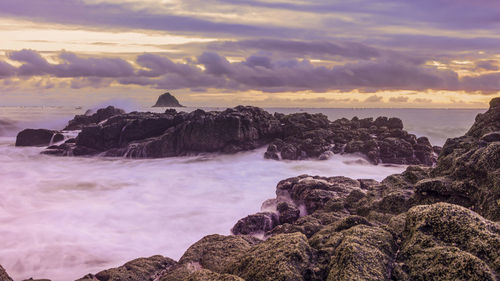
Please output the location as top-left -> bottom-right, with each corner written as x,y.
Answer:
0,105 -> 484,280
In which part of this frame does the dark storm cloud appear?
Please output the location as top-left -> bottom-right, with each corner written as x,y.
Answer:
1,50 -> 499,93
0,61 -> 17,77
475,60 -> 499,71
208,40 -> 380,60
7,49 -> 135,78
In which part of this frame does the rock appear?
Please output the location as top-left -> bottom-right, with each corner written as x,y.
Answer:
179,234 -> 259,273
52,106 -> 283,158
397,203 -> 500,280
231,212 -> 279,235
481,131 -> 500,142
185,269 -> 244,281
153,92 -> 185,107
15,129 -> 64,146
310,224 -> 397,281
64,106 -> 125,130
159,265 -> 243,281
277,201 -> 301,224
0,264 -> 13,281
228,233 -> 320,281
76,255 -> 176,281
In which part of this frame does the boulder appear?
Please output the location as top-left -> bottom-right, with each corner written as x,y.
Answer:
231,212 -> 279,235
395,203 -> 500,280
15,129 -> 64,146
178,234 -> 259,273
76,255 -> 176,281
227,233 -> 320,281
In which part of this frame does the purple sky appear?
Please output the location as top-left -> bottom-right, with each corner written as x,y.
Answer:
0,0 -> 499,107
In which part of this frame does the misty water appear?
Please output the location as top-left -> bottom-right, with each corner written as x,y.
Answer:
0,105 -> 484,280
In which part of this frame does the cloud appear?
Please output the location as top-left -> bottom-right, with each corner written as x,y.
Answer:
389,96 -> 409,103
0,0 -> 300,38
1,50 -> 499,94
7,49 -> 135,78
0,61 -> 16,77
207,39 -> 380,60
475,60 -> 499,71
414,98 -> 433,103
364,95 -> 383,102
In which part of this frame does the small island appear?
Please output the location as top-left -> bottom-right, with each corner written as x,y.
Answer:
152,92 -> 185,107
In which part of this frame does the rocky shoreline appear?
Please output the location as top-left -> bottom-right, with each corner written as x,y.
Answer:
18,104 -> 439,166
4,98 -> 499,281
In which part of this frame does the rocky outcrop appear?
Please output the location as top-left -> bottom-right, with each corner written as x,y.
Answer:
76,255 -> 176,281
64,106 -> 125,130
47,106 -> 283,158
153,92 -> 185,107
42,105 -> 437,166
265,113 -> 438,165
15,129 -> 64,146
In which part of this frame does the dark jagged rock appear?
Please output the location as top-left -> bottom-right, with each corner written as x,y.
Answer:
64,106 -> 125,130
153,92 -> 185,107
231,212 -> 279,235
48,106 -> 283,158
265,113 -> 437,165
0,264 -> 13,281
15,129 -> 64,147
39,104 -> 437,166
76,255 -> 176,281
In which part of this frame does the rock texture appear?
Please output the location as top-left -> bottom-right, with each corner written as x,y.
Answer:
15,129 -> 64,146
153,92 -> 185,107
43,105 -> 437,166
64,106 -> 125,130
264,113 -> 438,165
76,255 -> 176,281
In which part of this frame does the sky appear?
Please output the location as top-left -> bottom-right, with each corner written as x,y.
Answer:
0,0 -> 499,108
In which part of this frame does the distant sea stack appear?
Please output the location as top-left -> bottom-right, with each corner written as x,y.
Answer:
153,92 -> 185,107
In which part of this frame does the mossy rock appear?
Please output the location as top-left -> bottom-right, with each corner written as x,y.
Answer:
394,246 -> 496,281
228,232 -> 320,281
187,269 -> 244,281
77,255 -> 176,281
309,224 -> 396,281
399,203 -> 500,278
179,234 -> 259,273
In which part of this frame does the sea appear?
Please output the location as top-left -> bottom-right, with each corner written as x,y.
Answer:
0,104 -> 485,280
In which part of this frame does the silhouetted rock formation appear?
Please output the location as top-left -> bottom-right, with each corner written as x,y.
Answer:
153,92 -> 184,107
44,105 -> 437,166
264,113 -> 438,165
15,129 -> 64,147
64,106 -> 125,130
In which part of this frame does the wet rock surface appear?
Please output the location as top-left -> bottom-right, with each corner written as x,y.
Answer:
265,113 -> 437,165
15,129 -> 64,147
35,104 -> 437,166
